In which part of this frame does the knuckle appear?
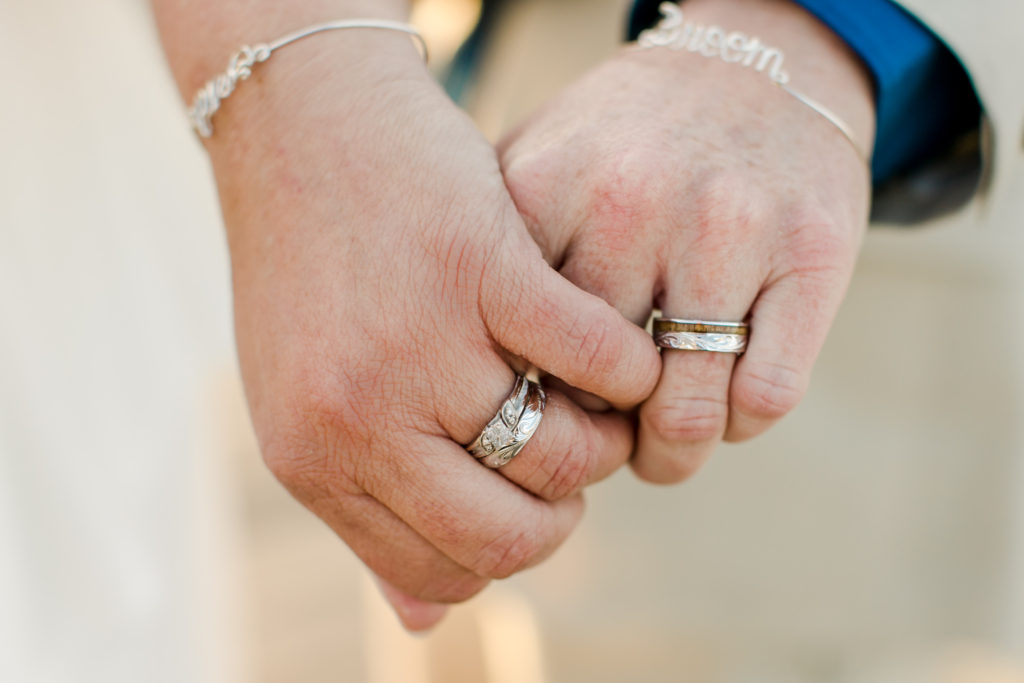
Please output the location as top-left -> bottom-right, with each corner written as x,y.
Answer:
732,362 -> 806,421
473,526 -> 544,579
537,435 -> 596,502
583,157 -> 655,237
502,156 -> 550,210
694,172 -> 739,213
645,396 -> 728,444
261,412 -> 343,500
260,434 -> 319,491
783,205 -> 856,274
260,369 -> 386,498
689,172 -> 748,229
675,174 -> 756,278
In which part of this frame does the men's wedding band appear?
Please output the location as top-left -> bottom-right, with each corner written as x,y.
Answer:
467,375 -> 546,469
653,318 -> 750,354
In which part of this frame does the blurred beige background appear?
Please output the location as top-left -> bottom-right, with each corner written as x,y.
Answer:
2,1 -> 1023,682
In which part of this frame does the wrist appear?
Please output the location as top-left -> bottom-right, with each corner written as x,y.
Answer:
637,0 -> 875,154
205,29 -> 430,153
153,0 -> 412,92
208,44 -> 441,249
154,0 -> 421,143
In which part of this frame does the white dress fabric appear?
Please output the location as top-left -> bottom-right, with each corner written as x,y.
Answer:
0,2 -> 236,681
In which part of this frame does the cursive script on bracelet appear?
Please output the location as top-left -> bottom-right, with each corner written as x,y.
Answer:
637,2 -> 791,85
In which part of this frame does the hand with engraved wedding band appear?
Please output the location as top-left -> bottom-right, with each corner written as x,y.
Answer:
153,0 -> 661,631
498,0 -> 876,482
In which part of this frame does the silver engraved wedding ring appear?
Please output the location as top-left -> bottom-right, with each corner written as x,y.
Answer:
468,375 -> 546,469
653,318 -> 750,354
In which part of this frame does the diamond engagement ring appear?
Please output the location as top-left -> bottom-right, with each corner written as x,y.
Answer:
653,318 -> 750,354
468,375 -> 546,469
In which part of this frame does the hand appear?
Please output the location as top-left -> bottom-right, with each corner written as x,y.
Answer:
498,0 -> 875,483
207,36 -> 660,629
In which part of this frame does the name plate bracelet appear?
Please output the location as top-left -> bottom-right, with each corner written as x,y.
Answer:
187,19 -> 428,139
636,2 -> 868,162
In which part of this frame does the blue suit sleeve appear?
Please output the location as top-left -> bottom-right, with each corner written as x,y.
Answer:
627,0 -> 981,184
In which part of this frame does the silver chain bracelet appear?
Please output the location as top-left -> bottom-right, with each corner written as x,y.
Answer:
187,19 -> 427,139
636,2 -> 869,162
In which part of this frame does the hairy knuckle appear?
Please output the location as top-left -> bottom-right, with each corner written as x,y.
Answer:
646,396 -> 728,443
733,362 -> 806,420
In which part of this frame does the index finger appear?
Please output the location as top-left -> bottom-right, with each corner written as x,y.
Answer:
480,239 -> 661,408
